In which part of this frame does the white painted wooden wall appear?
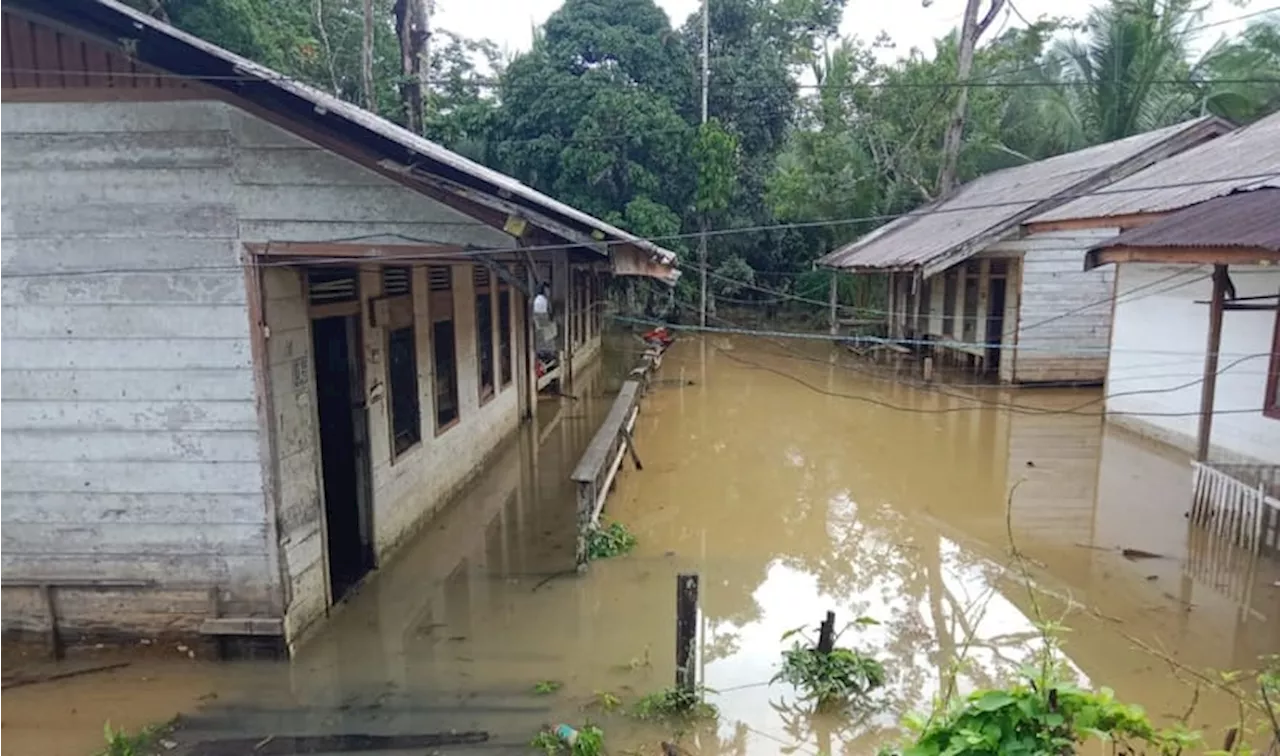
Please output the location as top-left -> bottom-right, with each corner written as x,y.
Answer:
1107,263 -> 1280,465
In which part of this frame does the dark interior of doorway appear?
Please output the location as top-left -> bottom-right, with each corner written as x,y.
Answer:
985,273 -> 1007,375
312,315 -> 375,601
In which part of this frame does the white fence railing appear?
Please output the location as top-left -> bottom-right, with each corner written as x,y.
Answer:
1189,461 -> 1280,556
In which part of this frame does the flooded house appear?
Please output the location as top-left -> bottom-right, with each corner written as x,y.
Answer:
1023,113 -> 1280,554
817,117 -> 1229,384
0,0 -> 678,653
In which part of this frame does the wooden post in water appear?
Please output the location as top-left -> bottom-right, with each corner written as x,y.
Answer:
816,610 -> 836,654
675,573 -> 699,693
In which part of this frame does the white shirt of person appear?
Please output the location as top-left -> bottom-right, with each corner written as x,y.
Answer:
533,293 -> 550,316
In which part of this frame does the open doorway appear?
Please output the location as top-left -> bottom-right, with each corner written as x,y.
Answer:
312,313 -> 374,601
985,263 -> 1008,375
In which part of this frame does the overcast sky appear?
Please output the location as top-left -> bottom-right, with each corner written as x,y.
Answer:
435,0 -> 1261,64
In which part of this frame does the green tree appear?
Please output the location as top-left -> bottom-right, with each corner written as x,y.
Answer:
1034,1 -> 1280,151
490,0 -> 697,247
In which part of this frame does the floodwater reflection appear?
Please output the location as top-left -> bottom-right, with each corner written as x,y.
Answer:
8,334 -> 1276,756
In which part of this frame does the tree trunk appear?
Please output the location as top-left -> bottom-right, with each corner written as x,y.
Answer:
312,0 -> 340,94
937,0 -> 1004,196
361,0 -> 375,112
395,0 -> 432,133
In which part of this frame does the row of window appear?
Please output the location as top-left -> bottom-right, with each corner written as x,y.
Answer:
384,265 -> 516,460
568,270 -> 603,348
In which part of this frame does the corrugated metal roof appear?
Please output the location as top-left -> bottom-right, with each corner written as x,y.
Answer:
1032,112 -> 1280,224
818,117 -> 1228,275
31,0 -> 677,270
1090,188 -> 1280,252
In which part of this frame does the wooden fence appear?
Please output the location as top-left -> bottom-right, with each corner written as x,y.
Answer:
569,344 -> 665,568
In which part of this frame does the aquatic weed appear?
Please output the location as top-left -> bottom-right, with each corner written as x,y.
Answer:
530,724 -> 605,756
530,729 -> 563,756
586,521 -> 637,560
772,620 -> 885,710
632,686 -> 718,722
533,679 -> 564,695
99,722 -> 163,756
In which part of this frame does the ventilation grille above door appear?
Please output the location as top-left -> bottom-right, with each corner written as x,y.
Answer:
383,266 -> 411,297
474,266 -> 490,288
308,268 -> 359,305
428,266 -> 451,291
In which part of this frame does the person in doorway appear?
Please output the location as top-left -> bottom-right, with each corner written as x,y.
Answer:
532,284 -> 558,367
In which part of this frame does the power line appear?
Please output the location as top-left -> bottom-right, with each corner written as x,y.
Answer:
624,304 -> 1270,417
611,313 -> 1263,357
5,172 -> 1277,280
20,65 -> 1280,94
683,255 -> 1213,330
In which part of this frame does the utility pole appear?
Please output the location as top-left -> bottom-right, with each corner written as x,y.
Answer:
699,0 -> 710,328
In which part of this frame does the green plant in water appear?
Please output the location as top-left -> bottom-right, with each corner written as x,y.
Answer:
586,521 -> 637,560
593,690 -> 623,712
530,729 -> 563,756
772,620 -> 886,710
99,722 -> 162,756
533,679 -> 563,695
530,724 -> 605,756
632,686 -> 718,722
880,638 -> 1202,756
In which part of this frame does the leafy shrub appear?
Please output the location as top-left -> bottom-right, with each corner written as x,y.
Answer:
586,521 -> 637,560
881,676 -> 1200,756
632,686 -> 719,722
772,621 -> 886,710
100,722 -> 162,756
530,724 -> 604,756
532,679 -> 563,695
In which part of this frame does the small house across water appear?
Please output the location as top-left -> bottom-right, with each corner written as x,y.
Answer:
818,117 -> 1229,384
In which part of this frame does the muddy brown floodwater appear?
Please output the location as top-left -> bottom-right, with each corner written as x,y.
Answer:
5,334 -> 1278,756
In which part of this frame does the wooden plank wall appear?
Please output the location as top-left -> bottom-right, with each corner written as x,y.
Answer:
998,229 -> 1119,384
0,99 -> 271,638
260,267 -> 328,643
2,10 -> 197,96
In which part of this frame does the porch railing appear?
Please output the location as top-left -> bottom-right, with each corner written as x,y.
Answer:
1189,461 -> 1280,555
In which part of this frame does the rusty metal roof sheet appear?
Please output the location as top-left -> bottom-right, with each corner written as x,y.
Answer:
1090,188 -> 1280,252
1032,112 -> 1280,225
818,117 -> 1229,276
24,0 -> 678,270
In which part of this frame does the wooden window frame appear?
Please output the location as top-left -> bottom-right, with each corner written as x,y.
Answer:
380,267 -> 421,461
1265,305 -> 1280,420
474,266 -> 497,405
498,284 -> 514,390
428,265 -> 460,435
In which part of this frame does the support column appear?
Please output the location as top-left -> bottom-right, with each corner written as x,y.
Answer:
828,271 -> 839,336
886,272 -> 897,339
1196,264 -> 1228,461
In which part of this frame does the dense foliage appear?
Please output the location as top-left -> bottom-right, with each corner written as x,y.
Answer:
133,0 -> 1280,311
